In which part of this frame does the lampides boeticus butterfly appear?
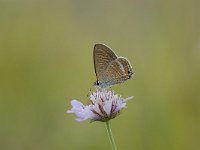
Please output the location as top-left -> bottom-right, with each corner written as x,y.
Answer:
93,44 -> 134,88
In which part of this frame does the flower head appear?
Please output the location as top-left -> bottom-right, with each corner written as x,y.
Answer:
67,89 -> 133,122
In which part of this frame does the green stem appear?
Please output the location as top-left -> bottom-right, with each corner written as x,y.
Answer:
105,121 -> 117,150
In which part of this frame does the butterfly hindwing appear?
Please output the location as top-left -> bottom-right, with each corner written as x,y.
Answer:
117,57 -> 133,79
101,58 -> 133,86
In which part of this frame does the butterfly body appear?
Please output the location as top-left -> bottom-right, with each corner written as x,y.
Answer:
93,44 -> 134,88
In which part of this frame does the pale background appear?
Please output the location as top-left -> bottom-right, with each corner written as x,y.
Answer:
0,0 -> 200,150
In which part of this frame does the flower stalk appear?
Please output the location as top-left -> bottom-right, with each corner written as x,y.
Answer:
106,121 -> 117,150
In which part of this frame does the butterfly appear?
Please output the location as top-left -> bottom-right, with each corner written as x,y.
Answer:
93,43 -> 134,88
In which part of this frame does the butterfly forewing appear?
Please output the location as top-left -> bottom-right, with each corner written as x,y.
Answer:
93,44 -> 117,81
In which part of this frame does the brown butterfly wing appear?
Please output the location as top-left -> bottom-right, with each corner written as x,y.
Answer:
93,44 -> 117,81
102,57 -> 133,86
117,57 -> 133,79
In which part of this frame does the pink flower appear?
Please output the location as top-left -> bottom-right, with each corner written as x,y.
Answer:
67,89 -> 133,122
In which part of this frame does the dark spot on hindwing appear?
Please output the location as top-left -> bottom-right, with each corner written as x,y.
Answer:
128,70 -> 133,79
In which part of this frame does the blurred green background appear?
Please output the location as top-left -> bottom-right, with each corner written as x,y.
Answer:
0,0 -> 200,150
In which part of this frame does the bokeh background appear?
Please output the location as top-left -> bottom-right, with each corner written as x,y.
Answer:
0,0 -> 200,150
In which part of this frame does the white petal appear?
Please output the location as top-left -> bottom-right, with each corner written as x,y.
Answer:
104,100 -> 112,115
67,100 -> 89,122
